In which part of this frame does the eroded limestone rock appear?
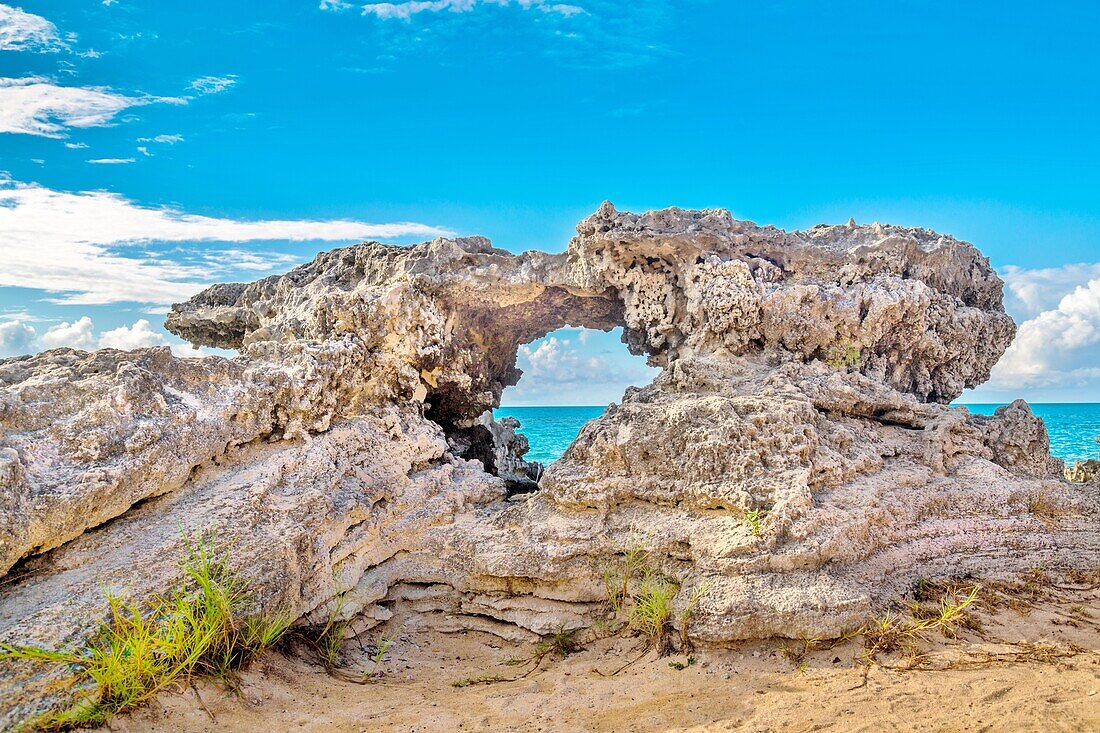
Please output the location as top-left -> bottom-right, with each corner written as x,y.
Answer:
1,203 -> 1097,726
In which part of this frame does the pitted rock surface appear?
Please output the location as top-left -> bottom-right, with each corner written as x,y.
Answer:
2,203 -> 1097,725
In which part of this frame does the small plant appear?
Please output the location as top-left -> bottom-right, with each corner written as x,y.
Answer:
1027,493 -> 1065,526
678,584 -> 710,651
369,634 -> 396,676
603,545 -> 650,613
542,626 -> 581,657
603,566 -> 624,613
902,641 -> 930,670
779,637 -> 819,670
742,508 -> 766,537
628,573 -> 679,655
0,533 -> 290,731
668,654 -> 696,671
910,585 -> 981,638
859,584 -> 983,666
309,594 -> 354,669
861,611 -> 912,660
825,340 -> 863,370
451,674 -> 504,688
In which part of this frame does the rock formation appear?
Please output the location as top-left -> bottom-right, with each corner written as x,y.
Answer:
2,203 -> 1098,724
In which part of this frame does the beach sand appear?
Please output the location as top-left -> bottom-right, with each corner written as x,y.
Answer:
98,580 -> 1100,733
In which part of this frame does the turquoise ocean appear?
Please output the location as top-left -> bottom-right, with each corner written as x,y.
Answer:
495,404 -> 1100,466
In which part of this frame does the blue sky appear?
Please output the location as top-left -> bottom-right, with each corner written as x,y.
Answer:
1,1 -> 1099,404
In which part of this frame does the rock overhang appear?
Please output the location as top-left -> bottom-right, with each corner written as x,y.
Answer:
165,202 -> 1016,427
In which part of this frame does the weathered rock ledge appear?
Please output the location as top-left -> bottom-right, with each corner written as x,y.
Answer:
1,203 -> 1097,725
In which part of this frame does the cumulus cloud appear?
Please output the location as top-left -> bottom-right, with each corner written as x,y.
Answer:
518,336 -> 604,383
0,319 -> 36,355
98,319 -> 168,350
330,1 -> 585,21
0,4 -> 67,52
988,277 -> 1100,392
0,315 -> 207,358
507,331 -> 658,405
0,176 -> 452,305
188,75 -> 237,95
38,316 -> 96,350
1000,262 -> 1100,321
0,77 -> 184,138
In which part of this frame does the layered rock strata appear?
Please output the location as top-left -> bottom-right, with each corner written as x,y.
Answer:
2,203 -> 1098,725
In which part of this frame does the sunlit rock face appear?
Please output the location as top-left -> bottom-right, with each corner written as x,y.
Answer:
2,203 -> 1097,724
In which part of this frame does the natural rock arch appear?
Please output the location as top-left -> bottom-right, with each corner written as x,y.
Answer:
2,202 -> 1097,726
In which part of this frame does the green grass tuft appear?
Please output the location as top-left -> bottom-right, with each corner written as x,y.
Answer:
0,533 -> 290,731
312,594 -> 354,669
628,573 -> 679,656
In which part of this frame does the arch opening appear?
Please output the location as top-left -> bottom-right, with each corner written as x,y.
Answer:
492,326 -> 661,475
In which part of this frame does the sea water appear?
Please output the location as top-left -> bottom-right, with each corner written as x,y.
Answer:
495,404 -> 1100,466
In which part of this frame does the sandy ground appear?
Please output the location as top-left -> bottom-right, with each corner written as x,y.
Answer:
99,582 -> 1100,733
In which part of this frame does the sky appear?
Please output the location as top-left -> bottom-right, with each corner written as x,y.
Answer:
1,1 -> 1099,405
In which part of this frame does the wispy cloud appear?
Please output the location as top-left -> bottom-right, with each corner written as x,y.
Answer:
322,0 -> 667,69
0,176 -> 452,305
138,133 -> 184,144
350,1 -> 586,20
0,4 -> 68,52
200,248 -> 302,272
87,157 -> 136,164
188,75 -> 237,95
0,77 -> 184,138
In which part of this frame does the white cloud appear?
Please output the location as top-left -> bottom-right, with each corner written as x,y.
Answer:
519,336 -> 582,382
986,275 -> 1100,393
0,4 -> 67,52
87,157 -> 135,164
539,3 -> 585,16
0,77 -> 184,138
64,141 -> 88,149
1,315 -> 208,358
201,249 -> 301,272
189,75 -> 237,95
518,335 -> 647,384
98,318 -> 166,350
0,319 -> 36,356
1000,262 -> 1100,321
337,1 -> 585,21
38,316 -> 96,350
0,176 -> 452,305
505,329 -> 659,405
138,133 -> 183,144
